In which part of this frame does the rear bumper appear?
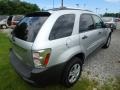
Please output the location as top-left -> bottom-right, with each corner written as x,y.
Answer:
10,49 -> 65,85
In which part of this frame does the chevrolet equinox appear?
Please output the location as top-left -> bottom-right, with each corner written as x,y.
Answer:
10,8 -> 111,87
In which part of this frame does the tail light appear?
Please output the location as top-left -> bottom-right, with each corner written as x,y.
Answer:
43,53 -> 50,65
33,49 -> 51,68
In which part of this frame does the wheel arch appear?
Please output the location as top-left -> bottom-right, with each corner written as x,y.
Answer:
66,52 -> 85,65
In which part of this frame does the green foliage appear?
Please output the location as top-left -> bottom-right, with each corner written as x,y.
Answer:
103,13 -> 120,18
99,78 -> 120,90
0,0 -> 40,15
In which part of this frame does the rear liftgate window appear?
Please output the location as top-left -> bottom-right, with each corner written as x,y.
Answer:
13,12 -> 50,42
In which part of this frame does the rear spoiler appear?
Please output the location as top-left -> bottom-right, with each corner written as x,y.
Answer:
25,12 -> 51,17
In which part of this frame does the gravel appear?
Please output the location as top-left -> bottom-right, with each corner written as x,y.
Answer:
82,30 -> 120,84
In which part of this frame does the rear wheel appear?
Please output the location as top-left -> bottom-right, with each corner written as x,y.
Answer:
62,57 -> 82,87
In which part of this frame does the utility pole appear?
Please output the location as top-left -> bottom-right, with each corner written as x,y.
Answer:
61,0 -> 63,8
96,8 -> 98,13
118,10 -> 120,18
53,0 -> 54,9
83,4 -> 86,9
76,4 -> 79,8
106,8 -> 108,13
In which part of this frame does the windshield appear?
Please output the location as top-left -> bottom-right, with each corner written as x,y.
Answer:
13,13 -> 50,42
102,17 -> 112,22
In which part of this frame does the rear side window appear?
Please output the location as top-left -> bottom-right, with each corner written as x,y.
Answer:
49,14 -> 75,40
92,15 -> 103,29
13,13 -> 50,42
79,14 -> 94,33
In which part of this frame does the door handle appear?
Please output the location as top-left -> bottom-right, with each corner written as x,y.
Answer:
82,35 -> 88,39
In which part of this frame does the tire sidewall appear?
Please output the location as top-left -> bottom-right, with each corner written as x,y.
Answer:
62,57 -> 82,87
103,35 -> 111,49
106,35 -> 111,47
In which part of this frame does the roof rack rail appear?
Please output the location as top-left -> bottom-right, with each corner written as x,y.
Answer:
47,7 -> 92,12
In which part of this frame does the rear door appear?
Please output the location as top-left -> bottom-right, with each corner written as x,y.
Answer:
10,12 -> 50,67
79,14 -> 99,55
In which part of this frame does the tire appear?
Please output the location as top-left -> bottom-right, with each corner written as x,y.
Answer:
102,35 -> 111,49
62,57 -> 82,87
111,29 -> 113,32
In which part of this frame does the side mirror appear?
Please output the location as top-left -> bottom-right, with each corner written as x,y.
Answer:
103,23 -> 111,28
102,23 -> 107,28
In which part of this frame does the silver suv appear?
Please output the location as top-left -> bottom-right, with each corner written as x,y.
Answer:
10,9 -> 111,87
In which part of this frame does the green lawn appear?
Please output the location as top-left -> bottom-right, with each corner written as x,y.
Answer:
0,32 -> 119,90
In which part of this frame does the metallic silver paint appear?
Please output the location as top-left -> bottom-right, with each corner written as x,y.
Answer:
10,10 -> 111,68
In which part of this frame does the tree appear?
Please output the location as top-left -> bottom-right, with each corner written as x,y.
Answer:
0,0 -> 40,15
103,13 -> 120,18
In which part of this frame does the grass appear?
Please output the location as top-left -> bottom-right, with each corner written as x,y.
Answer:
99,78 -> 120,90
0,32 -> 120,90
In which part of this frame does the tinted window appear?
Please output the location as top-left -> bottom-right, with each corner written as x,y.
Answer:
92,15 -> 103,29
49,14 -> 75,40
7,16 -> 13,25
13,15 -> 50,42
79,14 -> 94,33
14,15 -> 23,21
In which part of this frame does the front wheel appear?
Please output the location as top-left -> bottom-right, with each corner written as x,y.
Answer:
62,57 -> 82,87
102,35 -> 111,49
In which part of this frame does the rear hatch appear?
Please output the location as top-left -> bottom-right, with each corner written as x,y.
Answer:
10,12 -> 51,67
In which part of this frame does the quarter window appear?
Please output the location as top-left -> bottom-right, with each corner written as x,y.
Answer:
79,14 -> 94,33
49,14 -> 75,40
92,15 -> 103,29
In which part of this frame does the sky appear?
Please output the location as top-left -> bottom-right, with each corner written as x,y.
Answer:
22,0 -> 120,14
